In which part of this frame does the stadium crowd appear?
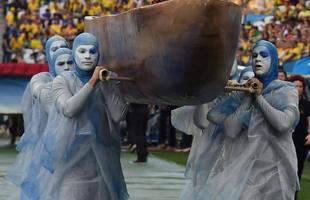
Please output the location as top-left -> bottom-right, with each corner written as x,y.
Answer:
236,0 -> 310,66
1,0 -> 166,63
1,0 -> 309,65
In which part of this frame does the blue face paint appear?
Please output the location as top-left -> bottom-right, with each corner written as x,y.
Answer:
238,67 -> 254,84
72,33 -> 99,85
50,48 -> 74,75
45,35 -> 68,77
90,47 -> 97,54
252,51 -> 269,58
252,40 -> 278,88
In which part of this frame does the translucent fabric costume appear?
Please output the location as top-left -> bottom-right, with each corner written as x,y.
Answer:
176,40 -> 299,200
20,48 -> 74,200
6,36 -> 68,190
172,62 -> 249,199
40,33 -> 129,200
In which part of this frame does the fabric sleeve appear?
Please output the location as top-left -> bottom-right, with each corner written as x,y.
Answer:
171,106 -> 202,136
39,82 -> 53,115
223,96 -> 252,138
193,103 -> 209,130
255,95 -> 298,134
52,75 -> 94,118
207,92 -> 245,125
98,81 -> 128,122
30,73 -> 50,98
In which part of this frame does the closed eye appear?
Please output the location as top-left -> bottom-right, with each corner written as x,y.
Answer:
51,47 -> 58,52
260,51 -> 269,58
57,62 -> 65,66
78,48 -> 86,53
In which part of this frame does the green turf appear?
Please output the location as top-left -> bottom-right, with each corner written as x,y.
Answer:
0,145 -> 17,154
152,150 -> 310,200
151,151 -> 189,166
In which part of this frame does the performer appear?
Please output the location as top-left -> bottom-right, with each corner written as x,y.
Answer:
20,47 -> 74,200
171,64 -> 254,199
41,33 -> 128,200
199,40 -> 299,200
6,35 -> 69,187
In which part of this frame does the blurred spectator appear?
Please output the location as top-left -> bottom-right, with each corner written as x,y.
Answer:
278,67 -> 288,80
2,30 -> 12,62
6,114 -> 24,146
158,106 -> 177,150
288,75 -> 310,199
127,103 -> 149,163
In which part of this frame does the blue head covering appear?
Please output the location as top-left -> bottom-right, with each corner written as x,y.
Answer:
252,40 -> 278,88
45,35 -> 68,76
72,33 -> 99,85
50,48 -> 73,76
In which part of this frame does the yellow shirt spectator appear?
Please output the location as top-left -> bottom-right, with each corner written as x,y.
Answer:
101,0 -> 117,8
28,0 -> 39,12
10,34 -> 24,51
50,22 -> 62,35
30,38 -> 43,50
30,22 -> 40,35
5,10 -> 15,26
75,19 -> 84,32
92,2 -> 103,15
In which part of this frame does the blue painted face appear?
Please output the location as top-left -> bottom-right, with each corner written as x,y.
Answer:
252,46 -> 271,76
252,40 -> 278,87
239,67 -> 254,85
45,35 -> 68,76
51,48 -> 73,76
72,33 -> 99,84
74,45 -> 99,71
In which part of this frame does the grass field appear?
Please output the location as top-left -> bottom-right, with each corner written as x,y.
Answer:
1,143 -> 309,199
152,151 -> 310,200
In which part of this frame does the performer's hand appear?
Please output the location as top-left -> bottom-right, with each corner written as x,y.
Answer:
248,78 -> 263,96
305,134 -> 310,145
89,66 -> 106,86
227,80 -> 239,86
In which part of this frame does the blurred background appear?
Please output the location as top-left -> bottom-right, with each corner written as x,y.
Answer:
0,0 -> 309,199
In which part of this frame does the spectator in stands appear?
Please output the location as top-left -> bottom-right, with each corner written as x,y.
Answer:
278,67 -> 288,81
2,31 -> 12,62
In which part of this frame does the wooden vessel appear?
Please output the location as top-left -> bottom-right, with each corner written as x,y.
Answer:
85,0 -> 242,105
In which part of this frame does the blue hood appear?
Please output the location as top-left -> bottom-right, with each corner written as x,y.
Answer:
45,35 -> 68,77
252,40 -> 278,88
72,33 -> 99,85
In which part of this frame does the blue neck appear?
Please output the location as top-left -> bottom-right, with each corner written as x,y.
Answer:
74,66 -> 93,85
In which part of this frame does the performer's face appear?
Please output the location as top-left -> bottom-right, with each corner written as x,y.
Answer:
239,71 -> 254,85
55,54 -> 74,75
49,40 -> 67,58
252,46 -> 271,76
74,44 -> 99,71
293,80 -> 304,98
